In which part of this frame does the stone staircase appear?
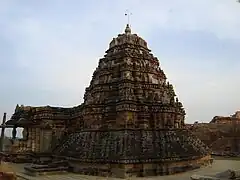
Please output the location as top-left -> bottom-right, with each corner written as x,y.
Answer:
181,130 -> 211,154
23,160 -> 69,176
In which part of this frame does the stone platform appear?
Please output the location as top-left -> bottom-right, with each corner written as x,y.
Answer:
53,129 -> 211,178
4,24 -> 212,179
7,157 -> 239,180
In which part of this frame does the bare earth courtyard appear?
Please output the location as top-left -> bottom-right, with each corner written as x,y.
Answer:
7,157 -> 240,180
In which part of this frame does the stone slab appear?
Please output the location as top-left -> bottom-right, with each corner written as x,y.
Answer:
190,175 -> 220,180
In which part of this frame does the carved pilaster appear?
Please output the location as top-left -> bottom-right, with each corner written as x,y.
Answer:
40,129 -> 52,152
31,128 -> 36,152
35,128 -> 40,152
27,128 -> 31,150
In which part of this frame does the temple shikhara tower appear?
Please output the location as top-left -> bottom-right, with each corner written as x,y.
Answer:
3,24 -> 212,178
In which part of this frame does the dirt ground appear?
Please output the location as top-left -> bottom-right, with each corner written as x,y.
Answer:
5,157 -> 240,180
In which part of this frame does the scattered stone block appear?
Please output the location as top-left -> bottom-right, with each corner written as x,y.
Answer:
191,174 -> 220,180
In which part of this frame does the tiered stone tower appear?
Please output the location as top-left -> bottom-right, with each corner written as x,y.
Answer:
82,24 -> 184,130
5,24 -> 212,178
54,24 -> 212,177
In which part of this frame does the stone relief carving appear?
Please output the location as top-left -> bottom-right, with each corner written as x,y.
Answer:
3,25 -> 208,179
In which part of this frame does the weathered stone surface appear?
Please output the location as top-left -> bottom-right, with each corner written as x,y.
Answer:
215,169 -> 233,179
187,111 -> 240,156
55,129 -> 209,162
230,169 -> 240,179
191,175 -> 220,180
210,111 -> 240,124
8,159 -> 240,180
5,105 -> 83,154
192,169 -> 240,180
4,24 -> 211,178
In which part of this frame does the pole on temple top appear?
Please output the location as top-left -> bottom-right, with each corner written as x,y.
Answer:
0,113 -> 6,152
125,9 -> 132,26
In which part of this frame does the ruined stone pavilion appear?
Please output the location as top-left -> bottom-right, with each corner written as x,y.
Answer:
4,24 -> 212,178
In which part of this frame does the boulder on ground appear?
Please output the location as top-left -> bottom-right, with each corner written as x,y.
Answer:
191,174 -> 220,180
0,162 -> 17,180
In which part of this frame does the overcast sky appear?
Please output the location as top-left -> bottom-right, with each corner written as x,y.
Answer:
1,0 -> 240,134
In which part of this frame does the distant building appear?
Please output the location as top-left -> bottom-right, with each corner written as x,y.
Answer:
210,111 -> 240,124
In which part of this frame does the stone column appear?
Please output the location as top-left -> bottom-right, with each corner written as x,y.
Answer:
40,129 -> 52,152
0,113 -> 6,152
31,128 -> 36,152
21,128 -> 27,152
12,126 -> 17,140
27,128 -> 32,150
19,140 -> 23,152
35,128 -> 40,152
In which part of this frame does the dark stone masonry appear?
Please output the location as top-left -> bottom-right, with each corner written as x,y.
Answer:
3,24 -> 212,178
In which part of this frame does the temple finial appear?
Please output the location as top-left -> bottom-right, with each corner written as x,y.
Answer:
124,10 -> 132,34
125,24 -> 131,34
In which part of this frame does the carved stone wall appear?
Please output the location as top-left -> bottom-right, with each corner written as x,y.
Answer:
40,129 -> 52,152
82,35 -> 185,130
188,122 -> 240,155
5,25 -> 211,177
68,156 -> 211,178
55,129 -> 210,162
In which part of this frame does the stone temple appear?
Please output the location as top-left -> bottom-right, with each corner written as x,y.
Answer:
3,24 -> 212,178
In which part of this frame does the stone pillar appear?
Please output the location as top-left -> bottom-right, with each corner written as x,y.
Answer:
40,129 -> 52,152
19,140 -> 23,152
31,128 -> 36,152
164,113 -> 168,128
0,113 -> 6,152
12,126 -> 17,140
27,128 -> 32,150
35,128 -> 40,152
